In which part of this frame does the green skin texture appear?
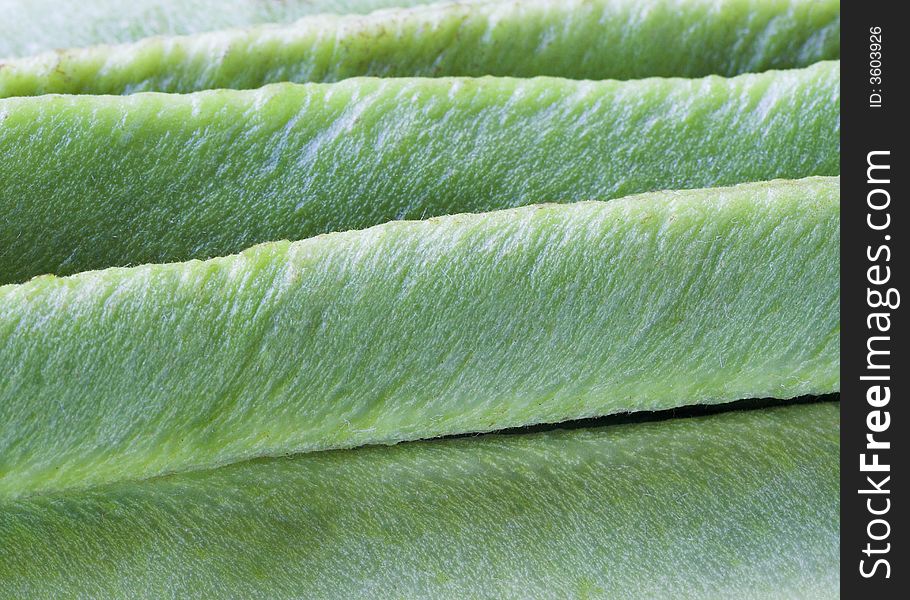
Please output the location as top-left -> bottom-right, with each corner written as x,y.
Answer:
0,0 -> 841,97
0,402 -> 839,598
0,178 -> 840,497
0,0 -> 440,59
0,61 -> 839,284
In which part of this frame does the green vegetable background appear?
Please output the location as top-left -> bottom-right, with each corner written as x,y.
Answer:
0,0 -> 840,598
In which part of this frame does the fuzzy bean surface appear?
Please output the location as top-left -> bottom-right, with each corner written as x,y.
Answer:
0,0 -> 840,97
0,0 -> 440,58
0,62 -> 839,284
0,178 -> 840,496
0,402 -> 840,598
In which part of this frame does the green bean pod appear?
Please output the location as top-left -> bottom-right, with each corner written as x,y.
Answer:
0,0 -> 441,59
0,177 -> 839,496
0,402 -> 840,598
0,0 -> 840,97
0,62 -> 839,284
